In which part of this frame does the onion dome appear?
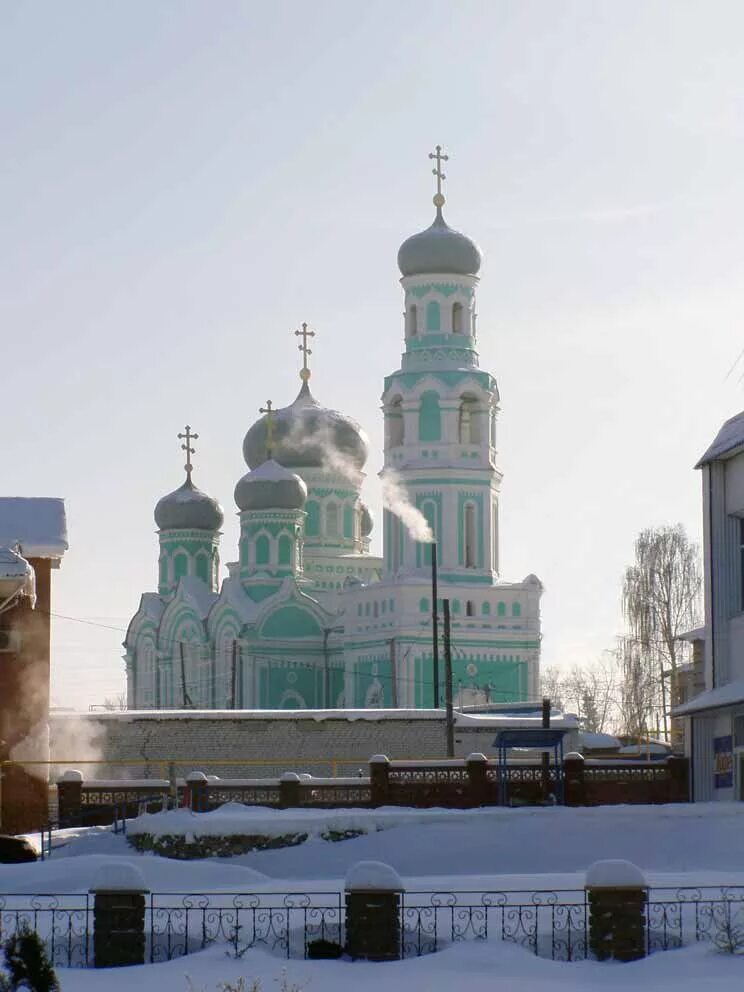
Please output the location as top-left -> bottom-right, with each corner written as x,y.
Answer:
243,381 -> 369,472
154,476 -> 224,532
398,205 -> 481,277
359,502 -> 373,537
234,459 -> 307,512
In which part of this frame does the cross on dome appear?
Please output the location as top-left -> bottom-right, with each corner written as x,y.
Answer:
429,144 -> 448,208
177,425 -> 199,480
294,322 -> 316,382
259,400 -> 275,457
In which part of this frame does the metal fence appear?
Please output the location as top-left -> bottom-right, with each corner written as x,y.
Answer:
2,885 -> 742,967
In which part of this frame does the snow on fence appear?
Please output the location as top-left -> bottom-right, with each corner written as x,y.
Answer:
1,884 -> 742,967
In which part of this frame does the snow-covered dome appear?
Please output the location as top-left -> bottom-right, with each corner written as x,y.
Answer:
243,381 -> 368,472
398,206 -> 481,277
234,459 -> 307,512
154,476 -> 224,532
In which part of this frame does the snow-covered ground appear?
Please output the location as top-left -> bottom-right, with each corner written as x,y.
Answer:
5,803 -> 744,990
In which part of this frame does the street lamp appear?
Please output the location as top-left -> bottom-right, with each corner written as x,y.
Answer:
0,545 -> 35,615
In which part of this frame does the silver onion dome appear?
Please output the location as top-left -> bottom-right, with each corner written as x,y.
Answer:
234,459 -> 307,512
154,477 -> 224,532
398,206 -> 481,277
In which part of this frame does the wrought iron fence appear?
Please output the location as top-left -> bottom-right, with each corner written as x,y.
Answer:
1,885 -> 742,968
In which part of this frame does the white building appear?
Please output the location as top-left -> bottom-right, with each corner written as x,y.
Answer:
675,411 -> 744,800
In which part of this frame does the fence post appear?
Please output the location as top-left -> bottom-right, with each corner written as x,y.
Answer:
369,755 -> 390,807
90,862 -> 149,968
667,755 -> 689,803
465,753 -> 489,806
585,860 -> 648,962
345,861 -> 404,961
563,752 -> 585,807
57,770 -> 83,827
279,772 -> 302,808
186,771 -> 209,812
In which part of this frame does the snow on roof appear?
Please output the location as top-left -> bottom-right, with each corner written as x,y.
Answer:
0,497 -> 67,559
178,574 -> 218,619
212,576 -> 261,624
673,677 -> 744,715
696,410 -> 744,468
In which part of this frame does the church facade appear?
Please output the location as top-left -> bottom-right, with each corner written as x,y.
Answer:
124,155 -> 542,711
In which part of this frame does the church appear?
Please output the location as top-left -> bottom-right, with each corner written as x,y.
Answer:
124,150 -> 543,712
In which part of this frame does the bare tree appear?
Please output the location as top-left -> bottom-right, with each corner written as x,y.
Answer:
101,693 -> 127,711
622,524 -> 702,740
539,666 -> 566,713
540,657 -> 618,734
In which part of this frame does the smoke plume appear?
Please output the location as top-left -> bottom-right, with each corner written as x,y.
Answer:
381,469 -> 434,543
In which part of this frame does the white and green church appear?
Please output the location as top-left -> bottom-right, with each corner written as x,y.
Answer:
124,155 -> 542,711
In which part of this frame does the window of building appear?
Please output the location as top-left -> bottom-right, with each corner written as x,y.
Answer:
407,304 -> 418,337
255,534 -> 270,566
452,302 -> 463,333
388,397 -> 404,447
326,502 -> 339,536
343,505 -> 354,539
426,300 -> 441,331
512,602 -> 522,618
464,503 -> 476,568
306,500 -> 320,537
173,551 -> 188,581
497,601 -> 506,617
278,534 -> 292,566
458,395 -> 481,444
466,600 -> 475,617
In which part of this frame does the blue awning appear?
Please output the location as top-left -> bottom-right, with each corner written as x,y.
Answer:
493,729 -> 569,749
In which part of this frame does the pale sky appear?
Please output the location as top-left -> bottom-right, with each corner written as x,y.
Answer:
3,1 -> 744,710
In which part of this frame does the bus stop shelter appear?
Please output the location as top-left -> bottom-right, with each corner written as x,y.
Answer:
492,728 -> 570,805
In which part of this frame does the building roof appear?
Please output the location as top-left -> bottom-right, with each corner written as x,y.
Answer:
673,678 -> 744,715
0,497 -> 68,559
695,410 -> 744,468
398,206 -> 482,277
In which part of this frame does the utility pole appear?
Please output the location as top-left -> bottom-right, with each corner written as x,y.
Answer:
179,642 -> 193,709
541,695 -> 551,800
443,599 -> 455,757
432,542 -> 440,708
389,637 -> 398,707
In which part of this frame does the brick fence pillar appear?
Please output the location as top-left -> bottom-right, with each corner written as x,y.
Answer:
465,753 -> 489,806
185,771 -> 209,812
345,861 -> 404,961
563,752 -> 585,807
585,860 -> 648,962
667,755 -> 689,803
57,770 -> 83,827
369,755 -> 390,807
90,862 -> 149,968
279,772 -> 302,808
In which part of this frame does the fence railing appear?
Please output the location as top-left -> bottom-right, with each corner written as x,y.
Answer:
53,754 -> 689,828
1,885 -> 741,968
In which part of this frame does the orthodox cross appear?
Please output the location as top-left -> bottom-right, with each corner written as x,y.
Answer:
294,322 -> 315,382
178,425 -> 198,481
429,144 -> 448,207
259,400 -> 275,457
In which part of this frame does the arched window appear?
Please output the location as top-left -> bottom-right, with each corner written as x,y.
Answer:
255,534 -> 270,566
512,602 -> 522,618
407,304 -> 418,337
466,600 -> 475,617
373,602 -> 379,618
452,599 -> 461,614
482,601 -> 491,616
497,601 -> 506,618
306,500 -> 320,537
343,505 -> 353,539
195,551 -> 209,584
419,597 -> 429,613
388,397 -> 404,447
464,503 -> 477,568
418,391 -> 442,442
426,300 -> 441,331
458,395 -> 481,444
173,552 -> 188,582
278,534 -> 292,566
326,502 -> 339,536
452,302 -> 463,333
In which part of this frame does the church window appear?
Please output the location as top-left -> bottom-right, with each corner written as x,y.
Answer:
482,601 -> 491,616
306,500 -> 320,537
426,300 -> 441,331
343,505 -> 353,539
326,501 -> 339,536
464,503 -> 477,568
407,304 -> 418,337
420,597 -> 429,613
373,602 -> 379,618
173,552 -> 188,582
278,534 -> 291,566
497,601 -> 506,617
459,395 -> 481,444
195,551 -> 209,584
512,602 -> 522,618
365,602 -> 371,616
466,600 -> 475,617
255,534 -> 270,566
418,391 -> 441,442
452,599 -> 461,614
388,397 -> 404,447
452,302 -> 463,333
